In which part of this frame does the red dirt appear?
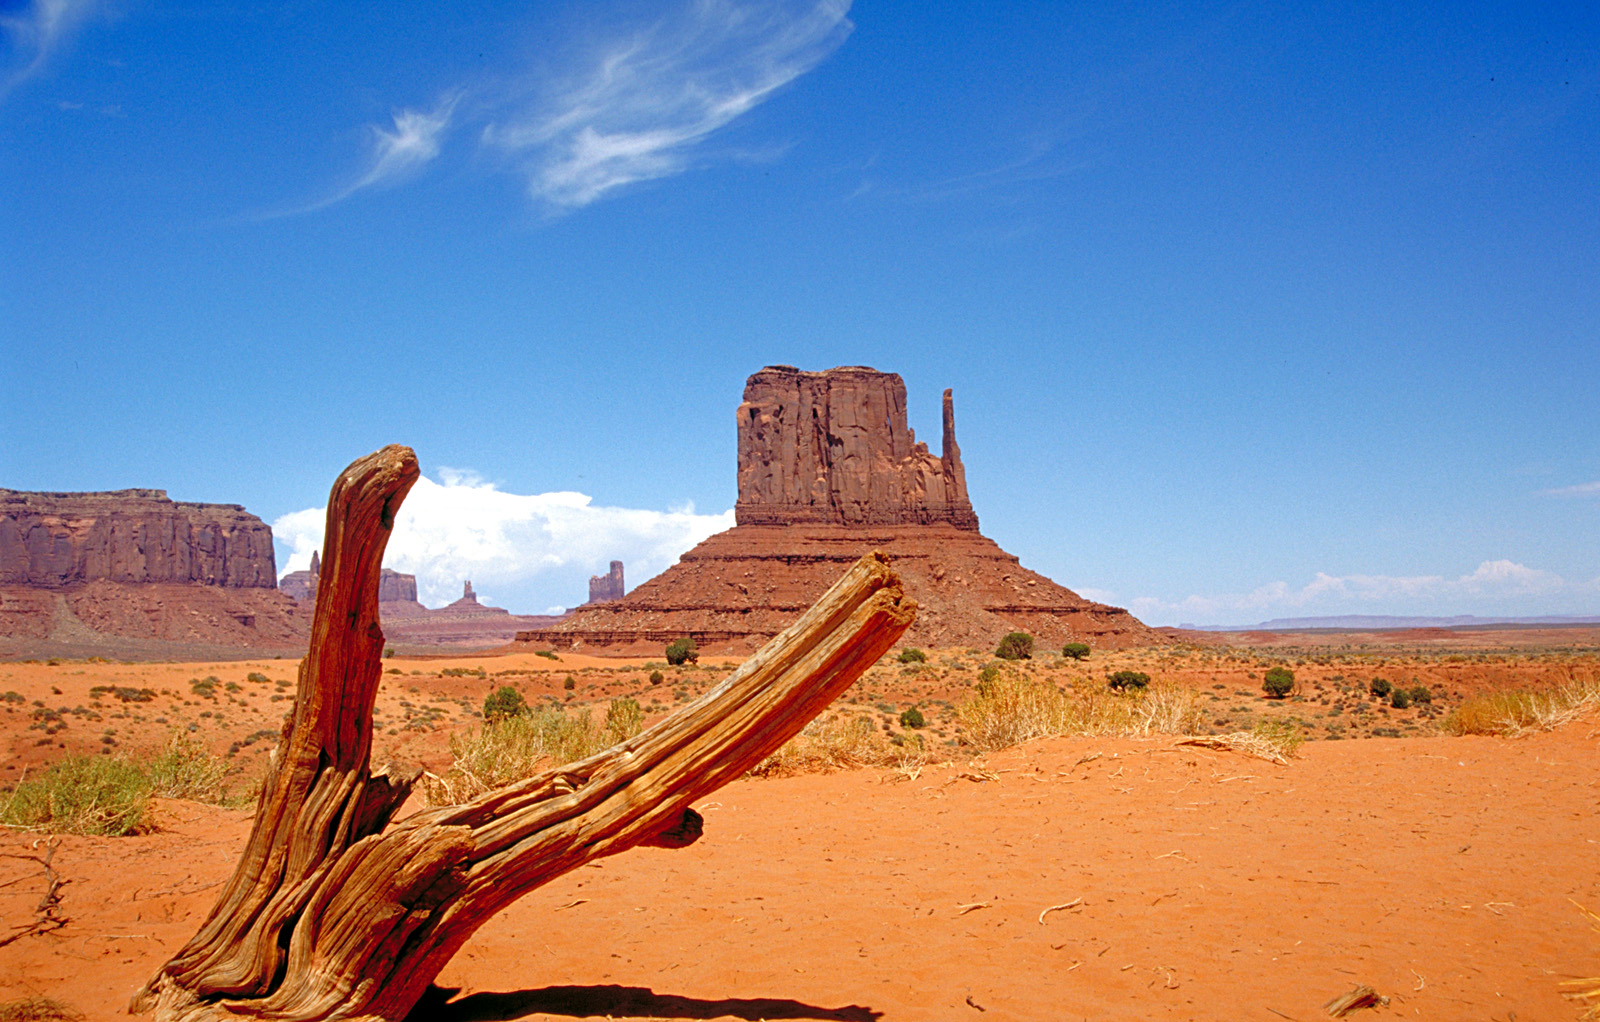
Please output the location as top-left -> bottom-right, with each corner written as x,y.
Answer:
3,714 -> 1597,1020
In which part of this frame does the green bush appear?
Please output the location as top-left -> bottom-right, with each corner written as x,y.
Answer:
664,637 -> 698,666
1262,666 -> 1295,699
562,675 -> 577,691
897,648 -> 927,664
899,707 -> 926,729
483,686 -> 528,722
1410,685 -> 1433,704
1390,688 -> 1412,709
1061,642 -> 1091,661
649,670 -> 664,686
383,646 -> 395,658
534,649 -> 560,660
1370,677 -> 1392,698
146,732 -> 231,803
994,632 -> 1034,661
246,672 -> 270,684
978,662 -> 1004,686
1107,670 -> 1150,692
0,755 -> 151,836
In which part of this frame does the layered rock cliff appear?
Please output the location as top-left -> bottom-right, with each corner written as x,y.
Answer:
735,366 -> 978,529
0,488 -> 278,588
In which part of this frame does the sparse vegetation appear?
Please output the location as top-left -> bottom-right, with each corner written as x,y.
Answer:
899,706 -> 925,729
482,685 -> 529,723
897,648 -> 927,664
994,631 -> 1034,661
957,674 -> 1201,751
1370,677 -> 1392,698
0,997 -> 85,1021
1107,670 -> 1150,692
0,755 -> 151,836
535,650 -> 560,661
665,637 -> 699,665
752,714 -> 887,776
1446,679 -> 1600,736
1262,666 -> 1295,699
1390,688 -> 1412,709
1061,642 -> 1091,660
649,670 -> 664,686
562,675 -> 577,691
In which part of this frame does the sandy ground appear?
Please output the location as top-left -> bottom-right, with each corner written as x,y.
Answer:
2,715 -> 1597,1021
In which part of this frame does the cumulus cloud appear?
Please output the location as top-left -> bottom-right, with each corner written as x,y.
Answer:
483,0 -> 853,207
273,470 -> 733,612
1094,560 -> 1595,627
1,0 -> 95,100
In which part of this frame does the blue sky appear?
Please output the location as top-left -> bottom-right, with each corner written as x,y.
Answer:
3,0 -> 1597,625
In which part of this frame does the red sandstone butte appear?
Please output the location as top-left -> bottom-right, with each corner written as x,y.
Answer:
519,365 -> 1159,653
0,488 -> 307,654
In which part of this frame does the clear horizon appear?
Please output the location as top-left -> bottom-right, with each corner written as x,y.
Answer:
3,1 -> 1596,626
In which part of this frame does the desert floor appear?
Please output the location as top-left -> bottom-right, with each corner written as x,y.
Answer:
0,641 -> 1597,1020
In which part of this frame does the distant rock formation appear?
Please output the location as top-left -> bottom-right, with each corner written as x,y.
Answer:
520,365 -> 1160,653
0,488 -> 306,654
735,366 -> 978,529
588,561 -> 625,604
0,488 -> 279,588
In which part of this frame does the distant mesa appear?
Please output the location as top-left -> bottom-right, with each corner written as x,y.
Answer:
280,557 -> 569,647
588,561 -> 625,604
518,365 -> 1160,654
0,487 -> 307,654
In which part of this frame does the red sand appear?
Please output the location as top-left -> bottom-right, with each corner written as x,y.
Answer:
3,720 -> 1596,1021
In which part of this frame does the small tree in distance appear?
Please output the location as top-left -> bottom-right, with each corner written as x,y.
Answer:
994,631 -> 1034,660
482,686 -> 528,723
665,637 -> 698,666
1061,642 -> 1090,660
1108,670 -> 1150,692
1262,666 -> 1295,699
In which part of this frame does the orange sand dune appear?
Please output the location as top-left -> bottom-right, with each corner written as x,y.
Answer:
2,720 -> 1596,1021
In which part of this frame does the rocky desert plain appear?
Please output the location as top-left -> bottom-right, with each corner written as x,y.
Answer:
1,368 -> 1597,1021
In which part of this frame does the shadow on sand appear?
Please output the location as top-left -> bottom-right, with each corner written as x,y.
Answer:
407,984 -> 882,1021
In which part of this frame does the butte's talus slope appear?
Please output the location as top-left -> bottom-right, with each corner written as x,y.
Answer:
521,365 -> 1160,653
0,489 -> 306,653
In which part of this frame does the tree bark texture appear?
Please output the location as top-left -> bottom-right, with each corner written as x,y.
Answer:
134,444 -> 916,1021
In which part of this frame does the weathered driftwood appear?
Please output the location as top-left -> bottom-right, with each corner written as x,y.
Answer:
134,444 -> 916,1022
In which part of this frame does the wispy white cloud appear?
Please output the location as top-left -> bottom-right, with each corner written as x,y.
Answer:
1090,560 -> 1597,627
273,469 -> 734,612
483,0 -> 853,207
1538,480 -> 1600,497
1,0 -> 95,101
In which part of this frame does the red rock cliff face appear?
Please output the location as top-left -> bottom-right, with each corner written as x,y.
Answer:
735,366 -> 979,529
0,489 -> 278,588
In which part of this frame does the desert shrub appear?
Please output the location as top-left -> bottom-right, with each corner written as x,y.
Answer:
0,755 -> 151,836
1261,666 -> 1295,699
383,647 -> 395,658
190,676 -> 219,698
1443,682 -> 1600,736
1108,670 -> 1150,692
752,714 -> 887,776
664,637 -> 698,666
1409,685 -> 1432,704
146,731 -> 232,804
897,648 -> 927,664
649,670 -> 664,686
1389,688 -> 1411,709
1369,677 -> 1391,698
957,674 -> 1201,751
1252,718 -> 1305,758
978,662 -> 1004,685
441,667 -> 485,678
89,685 -> 155,703
899,707 -> 926,729
1061,642 -> 1091,661
482,686 -> 528,723
1,692 -> 23,704
246,672 -> 270,684
994,631 -> 1034,661
562,675 -> 576,691
534,649 -> 560,660
427,706 -> 601,803
605,697 -> 645,745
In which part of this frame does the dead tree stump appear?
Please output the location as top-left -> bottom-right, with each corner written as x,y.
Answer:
134,444 -> 916,1021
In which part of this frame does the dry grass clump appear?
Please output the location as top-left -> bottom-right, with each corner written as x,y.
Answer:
0,997 -> 85,1021
1561,901 -> 1600,1018
426,699 -> 645,803
0,731 -> 241,836
1446,679 -> 1600,736
955,674 -> 1204,752
1177,719 -> 1305,765
751,713 -> 891,777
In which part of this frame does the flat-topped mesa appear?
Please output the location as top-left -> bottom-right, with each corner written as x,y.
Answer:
735,366 -> 979,530
0,487 -> 278,588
